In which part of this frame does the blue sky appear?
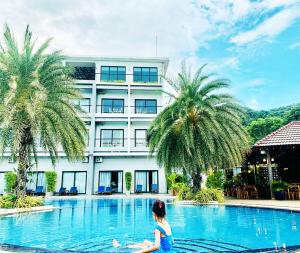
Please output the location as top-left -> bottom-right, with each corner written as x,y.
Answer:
0,0 -> 299,110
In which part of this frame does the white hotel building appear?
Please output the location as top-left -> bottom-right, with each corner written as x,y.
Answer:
0,56 -> 169,195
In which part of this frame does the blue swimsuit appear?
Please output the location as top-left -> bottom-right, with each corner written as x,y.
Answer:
154,225 -> 173,252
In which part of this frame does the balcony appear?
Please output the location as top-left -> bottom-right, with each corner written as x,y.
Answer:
95,105 -> 163,115
94,138 -> 149,152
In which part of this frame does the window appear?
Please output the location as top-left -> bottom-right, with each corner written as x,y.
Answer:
101,66 -> 126,82
0,172 -> 5,194
99,171 -> 123,193
74,98 -> 91,112
101,99 -> 124,113
62,171 -> 87,194
135,171 -> 158,193
133,67 -> 158,82
100,129 -> 124,147
135,99 -> 157,114
72,67 -> 95,80
26,172 -> 46,191
135,129 -> 148,147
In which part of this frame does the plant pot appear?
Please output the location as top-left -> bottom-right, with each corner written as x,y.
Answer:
274,191 -> 285,200
46,192 -> 53,197
125,190 -> 130,196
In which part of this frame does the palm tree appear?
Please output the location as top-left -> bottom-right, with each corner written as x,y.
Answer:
0,25 -> 87,198
148,63 -> 249,191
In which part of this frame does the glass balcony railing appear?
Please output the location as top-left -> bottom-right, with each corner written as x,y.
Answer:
94,138 -> 148,149
73,67 -> 96,80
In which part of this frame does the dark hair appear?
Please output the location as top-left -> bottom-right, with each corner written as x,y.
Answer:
152,200 -> 166,218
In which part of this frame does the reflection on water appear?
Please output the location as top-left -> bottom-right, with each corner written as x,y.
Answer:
0,198 -> 299,252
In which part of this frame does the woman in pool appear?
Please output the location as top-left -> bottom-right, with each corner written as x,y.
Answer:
127,199 -> 174,253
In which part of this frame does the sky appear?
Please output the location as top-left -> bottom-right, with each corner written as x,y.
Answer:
0,0 -> 299,110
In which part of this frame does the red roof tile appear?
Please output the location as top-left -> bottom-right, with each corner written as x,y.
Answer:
254,121 -> 300,147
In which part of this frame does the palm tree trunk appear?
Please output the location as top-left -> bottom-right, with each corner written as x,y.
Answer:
15,126 -> 32,198
192,169 -> 202,193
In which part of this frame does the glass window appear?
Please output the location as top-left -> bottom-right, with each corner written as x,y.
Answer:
135,99 -> 157,114
101,66 -> 126,82
26,172 -> 45,191
72,66 -> 95,80
101,99 -> 124,113
133,67 -> 158,83
62,172 -> 87,194
0,172 -> 5,194
135,130 -> 147,147
101,129 -> 124,147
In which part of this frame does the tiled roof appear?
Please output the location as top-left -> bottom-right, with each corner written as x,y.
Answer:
254,121 -> 300,147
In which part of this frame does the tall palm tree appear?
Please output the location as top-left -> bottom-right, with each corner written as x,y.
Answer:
0,25 -> 87,198
148,63 -> 249,191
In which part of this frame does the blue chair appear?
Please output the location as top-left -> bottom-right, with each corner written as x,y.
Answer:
69,186 -> 78,195
97,186 -> 105,194
104,186 -> 112,194
34,186 -> 44,196
136,184 -> 143,193
151,184 -> 158,193
57,187 -> 67,196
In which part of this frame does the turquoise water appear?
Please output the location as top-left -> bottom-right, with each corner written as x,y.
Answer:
0,198 -> 299,252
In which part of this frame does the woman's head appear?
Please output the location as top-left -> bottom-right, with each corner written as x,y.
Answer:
152,200 -> 166,220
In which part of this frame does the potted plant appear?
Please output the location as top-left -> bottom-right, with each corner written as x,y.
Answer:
45,171 -> 57,197
272,180 -> 288,200
125,172 -> 132,195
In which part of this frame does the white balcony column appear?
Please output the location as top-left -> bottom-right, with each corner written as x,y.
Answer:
86,69 -> 98,195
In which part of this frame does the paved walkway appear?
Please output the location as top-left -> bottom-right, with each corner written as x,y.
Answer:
225,198 -> 300,211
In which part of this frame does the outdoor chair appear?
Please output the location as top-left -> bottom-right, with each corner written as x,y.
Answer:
55,187 -> 67,196
26,188 -> 34,196
97,186 -> 105,195
151,184 -> 158,193
104,186 -> 112,195
33,186 -> 45,196
69,186 -> 78,195
136,184 -> 143,193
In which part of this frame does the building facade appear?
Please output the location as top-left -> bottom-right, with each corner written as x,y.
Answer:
0,56 -> 169,195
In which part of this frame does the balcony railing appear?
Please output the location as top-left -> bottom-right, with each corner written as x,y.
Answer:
95,105 -> 163,114
76,105 -> 91,113
94,138 -> 148,149
97,73 -> 162,84
96,105 -> 126,114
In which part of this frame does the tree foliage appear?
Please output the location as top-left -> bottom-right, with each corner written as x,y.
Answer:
0,25 -> 87,197
148,63 -> 250,191
246,116 -> 284,144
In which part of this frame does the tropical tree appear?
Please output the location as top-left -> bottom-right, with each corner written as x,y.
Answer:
0,25 -> 87,198
148,64 -> 249,191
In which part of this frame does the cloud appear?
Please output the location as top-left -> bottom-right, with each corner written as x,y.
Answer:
230,6 -> 300,45
289,41 -> 300,49
247,99 -> 260,110
246,78 -> 267,88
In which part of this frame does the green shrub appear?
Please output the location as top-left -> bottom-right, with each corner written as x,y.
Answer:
194,188 -> 224,203
167,172 -> 185,190
0,194 -> 44,209
0,194 -> 17,208
4,172 -> 17,193
125,172 -> 132,191
45,171 -> 57,192
15,196 -> 44,208
206,171 -> 224,189
272,180 -> 289,192
177,184 -> 194,200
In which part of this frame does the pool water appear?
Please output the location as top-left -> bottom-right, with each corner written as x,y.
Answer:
0,198 -> 300,252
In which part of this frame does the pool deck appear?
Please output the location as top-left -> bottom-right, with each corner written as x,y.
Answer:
0,205 -> 56,217
224,198 -> 300,212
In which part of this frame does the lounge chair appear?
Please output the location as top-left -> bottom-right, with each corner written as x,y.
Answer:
97,186 -> 105,195
151,184 -> 158,193
104,186 -> 112,195
136,184 -> 143,193
69,186 -> 78,195
26,188 -> 34,196
33,186 -> 44,196
54,187 -> 67,196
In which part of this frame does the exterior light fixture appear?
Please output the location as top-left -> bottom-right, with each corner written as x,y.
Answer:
260,150 -> 266,154
271,158 -> 274,162
263,158 -> 266,162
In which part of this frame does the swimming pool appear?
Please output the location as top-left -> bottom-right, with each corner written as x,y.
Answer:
0,198 -> 299,252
